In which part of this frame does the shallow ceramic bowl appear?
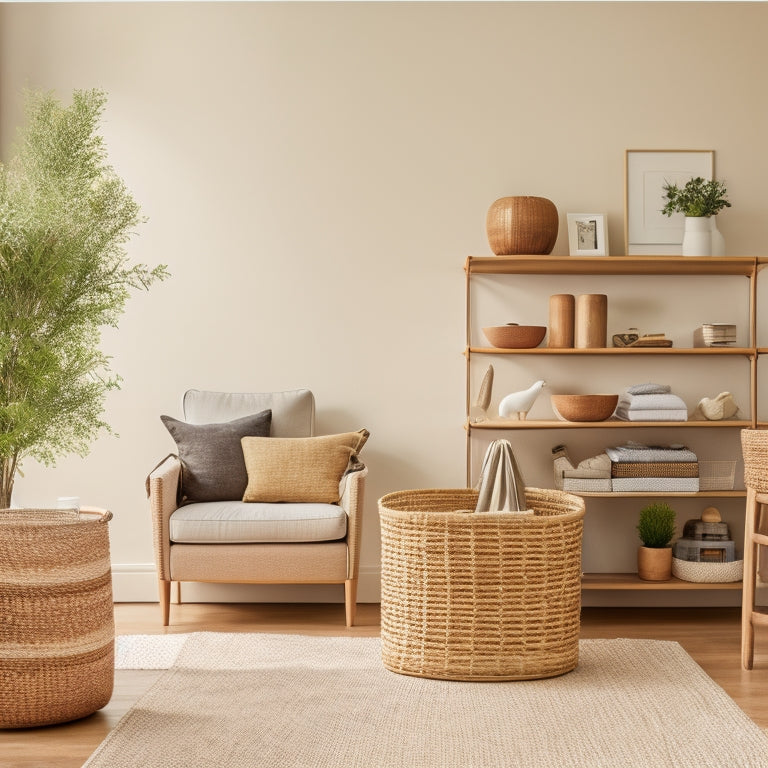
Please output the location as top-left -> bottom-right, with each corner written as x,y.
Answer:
551,394 -> 619,422
482,325 -> 546,349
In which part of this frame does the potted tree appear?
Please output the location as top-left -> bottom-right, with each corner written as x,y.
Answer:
661,176 -> 731,257
0,89 -> 168,508
636,502 -> 677,581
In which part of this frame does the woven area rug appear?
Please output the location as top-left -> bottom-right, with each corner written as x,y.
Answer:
89,633 -> 768,768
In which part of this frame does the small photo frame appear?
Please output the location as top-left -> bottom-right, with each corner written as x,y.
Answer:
567,213 -> 608,256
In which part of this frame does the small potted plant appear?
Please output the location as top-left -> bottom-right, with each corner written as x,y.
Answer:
661,176 -> 731,257
636,502 -> 676,581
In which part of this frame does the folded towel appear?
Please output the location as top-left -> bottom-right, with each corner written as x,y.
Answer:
606,442 -> 698,463
618,392 -> 687,411
627,383 -> 672,395
563,477 -> 612,493
611,477 -> 700,493
615,407 -> 688,421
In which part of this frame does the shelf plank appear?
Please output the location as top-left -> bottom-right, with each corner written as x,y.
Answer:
467,346 -> 755,356
573,491 -> 745,498
581,573 -> 743,590
465,255 -> 757,276
468,418 -> 752,429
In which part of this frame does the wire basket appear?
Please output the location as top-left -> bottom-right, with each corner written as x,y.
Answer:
378,487 -> 585,681
698,460 -> 736,491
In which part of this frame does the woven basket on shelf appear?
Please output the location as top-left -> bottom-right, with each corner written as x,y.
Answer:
672,557 -> 743,583
0,508 -> 115,729
378,487 -> 585,682
742,429 -> 768,493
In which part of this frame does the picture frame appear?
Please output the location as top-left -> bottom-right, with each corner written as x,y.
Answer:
567,213 -> 609,256
624,149 -> 714,255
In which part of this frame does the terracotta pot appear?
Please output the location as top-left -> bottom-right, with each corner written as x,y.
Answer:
637,546 -> 672,582
486,196 -> 559,256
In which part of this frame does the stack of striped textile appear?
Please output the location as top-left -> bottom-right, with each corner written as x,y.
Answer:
606,441 -> 699,492
614,383 -> 688,422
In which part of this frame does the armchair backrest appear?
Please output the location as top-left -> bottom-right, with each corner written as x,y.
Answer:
182,389 -> 315,437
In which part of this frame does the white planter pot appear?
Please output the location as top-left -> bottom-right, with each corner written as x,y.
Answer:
710,217 -> 726,256
682,216 -> 712,257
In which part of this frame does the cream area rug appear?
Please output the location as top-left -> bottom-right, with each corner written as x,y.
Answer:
89,633 -> 768,768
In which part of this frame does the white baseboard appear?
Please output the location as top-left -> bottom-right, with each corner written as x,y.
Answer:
111,563 -> 382,604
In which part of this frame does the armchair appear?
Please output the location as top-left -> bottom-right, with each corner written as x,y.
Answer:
148,389 -> 368,627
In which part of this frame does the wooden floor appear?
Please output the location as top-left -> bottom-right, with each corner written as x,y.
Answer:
2,603 -> 767,768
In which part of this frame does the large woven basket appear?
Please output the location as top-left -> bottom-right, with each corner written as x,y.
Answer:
378,487 -> 585,681
0,508 -> 115,728
742,429 -> 768,493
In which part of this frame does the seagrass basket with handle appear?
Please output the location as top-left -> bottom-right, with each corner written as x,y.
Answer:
378,487 -> 585,681
0,507 -> 115,728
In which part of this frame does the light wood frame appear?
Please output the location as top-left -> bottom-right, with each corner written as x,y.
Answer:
624,149 -> 714,255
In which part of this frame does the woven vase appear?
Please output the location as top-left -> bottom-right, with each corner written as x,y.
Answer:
0,508 -> 115,728
486,196 -> 559,255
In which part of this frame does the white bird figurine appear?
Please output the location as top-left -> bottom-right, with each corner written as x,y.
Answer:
498,380 -> 546,420
694,391 -> 738,421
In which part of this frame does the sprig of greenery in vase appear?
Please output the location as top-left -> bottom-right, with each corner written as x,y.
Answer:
661,177 -> 731,218
0,89 -> 169,508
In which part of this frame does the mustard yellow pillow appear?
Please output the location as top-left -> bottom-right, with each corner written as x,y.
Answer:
241,429 -> 369,503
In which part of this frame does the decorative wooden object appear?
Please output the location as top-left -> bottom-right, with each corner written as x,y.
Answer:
551,393 -> 619,422
486,196 -> 558,256
482,325 -> 546,349
548,293 -> 575,348
575,293 -> 608,348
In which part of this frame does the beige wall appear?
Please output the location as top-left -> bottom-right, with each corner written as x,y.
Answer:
1,2 -> 766,606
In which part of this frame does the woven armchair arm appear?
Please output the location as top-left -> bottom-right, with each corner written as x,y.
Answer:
340,463 -> 368,579
147,455 -> 181,581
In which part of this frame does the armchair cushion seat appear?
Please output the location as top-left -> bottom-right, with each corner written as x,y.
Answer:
169,501 -> 347,544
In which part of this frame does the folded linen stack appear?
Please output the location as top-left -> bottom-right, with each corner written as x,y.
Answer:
614,383 -> 688,422
606,441 -> 699,492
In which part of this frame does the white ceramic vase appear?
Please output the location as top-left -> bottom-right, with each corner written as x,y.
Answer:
710,216 -> 726,256
682,216 -> 711,257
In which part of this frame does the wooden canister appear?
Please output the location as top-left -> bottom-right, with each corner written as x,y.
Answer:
575,294 -> 607,348
548,294 -> 575,348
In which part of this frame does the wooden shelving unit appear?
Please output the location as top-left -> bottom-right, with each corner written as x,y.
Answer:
463,255 -> 761,595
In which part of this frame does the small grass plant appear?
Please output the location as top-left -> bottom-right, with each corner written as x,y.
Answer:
636,502 -> 676,548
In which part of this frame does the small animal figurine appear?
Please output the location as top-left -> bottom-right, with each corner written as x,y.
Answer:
694,391 -> 738,421
498,380 -> 546,420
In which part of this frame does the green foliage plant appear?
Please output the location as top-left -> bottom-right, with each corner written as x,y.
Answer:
0,89 -> 168,508
661,176 -> 731,218
636,502 -> 676,548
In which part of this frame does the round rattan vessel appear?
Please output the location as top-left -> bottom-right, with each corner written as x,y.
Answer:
0,508 -> 115,728
378,487 -> 585,681
486,196 -> 559,256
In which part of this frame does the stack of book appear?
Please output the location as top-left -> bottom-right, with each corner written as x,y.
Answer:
693,323 -> 737,347
606,441 -> 699,492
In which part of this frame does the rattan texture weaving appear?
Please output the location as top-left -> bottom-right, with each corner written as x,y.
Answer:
0,508 -> 115,728
378,487 -> 585,681
742,429 -> 768,493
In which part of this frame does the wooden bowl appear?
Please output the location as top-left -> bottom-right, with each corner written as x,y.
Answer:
551,394 -> 619,422
483,325 -> 546,349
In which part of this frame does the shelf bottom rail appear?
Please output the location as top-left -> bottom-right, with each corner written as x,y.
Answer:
581,573 -> 743,590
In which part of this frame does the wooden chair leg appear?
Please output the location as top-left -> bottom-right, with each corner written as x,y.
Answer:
742,489 -> 757,670
159,579 -> 171,627
345,579 -> 358,627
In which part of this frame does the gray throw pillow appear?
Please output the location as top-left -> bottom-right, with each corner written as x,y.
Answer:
161,410 -> 272,502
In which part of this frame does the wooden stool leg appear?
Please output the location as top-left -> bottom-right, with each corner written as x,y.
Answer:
741,488 -> 757,670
